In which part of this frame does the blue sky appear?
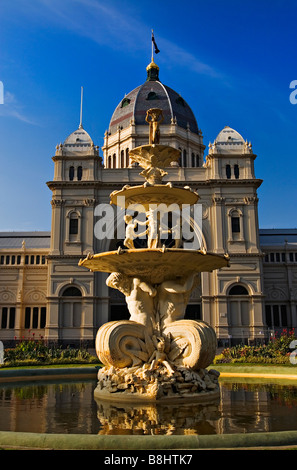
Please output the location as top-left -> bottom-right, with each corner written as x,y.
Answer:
0,0 -> 297,230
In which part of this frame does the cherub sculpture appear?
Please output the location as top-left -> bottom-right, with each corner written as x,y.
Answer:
149,336 -> 175,375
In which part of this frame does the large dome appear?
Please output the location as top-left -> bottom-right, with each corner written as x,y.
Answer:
108,62 -> 199,135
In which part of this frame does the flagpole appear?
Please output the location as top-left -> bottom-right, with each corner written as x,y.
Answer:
79,86 -> 83,129
151,29 -> 154,62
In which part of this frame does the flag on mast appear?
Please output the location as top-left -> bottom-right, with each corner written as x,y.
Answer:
152,30 -> 160,55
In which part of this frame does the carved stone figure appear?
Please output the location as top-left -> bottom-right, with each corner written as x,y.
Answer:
145,108 -> 164,145
148,336 -> 175,375
79,107 -> 228,402
123,214 -> 147,249
157,273 -> 200,327
107,272 -> 157,335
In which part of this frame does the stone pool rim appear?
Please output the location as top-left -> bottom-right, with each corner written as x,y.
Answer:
1,365 -> 297,449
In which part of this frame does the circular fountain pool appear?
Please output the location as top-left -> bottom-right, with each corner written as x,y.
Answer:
1,378 -> 297,436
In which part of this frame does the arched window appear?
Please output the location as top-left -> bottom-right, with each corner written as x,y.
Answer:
107,155 -> 111,168
226,164 -> 231,179
147,91 -> 158,100
228,208 -> 243,242
59,286 -> 82,334
231,216 -> 240,234
229,285 -> 249,296
228,284 -> 250,336
234,164 -> 239,179
176,96 -> 185,106
191,153 -> 195,167
178,148 -> 182,166
120,150 -> 125,168
67,210 -> 81,243
69,166 -> 74,181
69,216 -> 78,235
62,286 -> 82,297
183,149 -> 187,167
77,166 -> 83,181
126,148 -> 129,167
121,97 -> 130,108
112,154 -> 116,168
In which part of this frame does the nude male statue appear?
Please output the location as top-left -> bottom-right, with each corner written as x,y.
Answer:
157,273 -> 200,327
106,272 -> 157,335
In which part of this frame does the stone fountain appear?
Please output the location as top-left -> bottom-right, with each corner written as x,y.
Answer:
79,108 -> 229,403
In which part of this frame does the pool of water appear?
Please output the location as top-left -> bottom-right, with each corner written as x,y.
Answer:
0,378 -> 297,435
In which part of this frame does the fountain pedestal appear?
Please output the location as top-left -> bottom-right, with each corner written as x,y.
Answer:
79,108 -> 229,403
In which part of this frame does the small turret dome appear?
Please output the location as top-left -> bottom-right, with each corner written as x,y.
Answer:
211,126 -> 246,154
63,125 -> 94,154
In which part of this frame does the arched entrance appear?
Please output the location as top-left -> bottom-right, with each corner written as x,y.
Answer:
59,285 -> 83,346
227,284 -> 250,345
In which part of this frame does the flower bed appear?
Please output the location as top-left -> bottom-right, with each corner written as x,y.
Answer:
214,329 -> 297,364
1,339 -> 99,367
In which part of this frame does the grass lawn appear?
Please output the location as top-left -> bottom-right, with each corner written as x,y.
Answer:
210,362 -> 297,377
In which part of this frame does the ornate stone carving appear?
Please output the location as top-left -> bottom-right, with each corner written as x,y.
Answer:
0,288 -> 16,303
51,199 -> 64,207
79,108 -> 227,402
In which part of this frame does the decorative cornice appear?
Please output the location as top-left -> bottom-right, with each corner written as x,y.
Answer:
46,178 -> 263,191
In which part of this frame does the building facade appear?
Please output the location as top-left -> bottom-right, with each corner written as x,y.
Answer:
1,60 -> 296,347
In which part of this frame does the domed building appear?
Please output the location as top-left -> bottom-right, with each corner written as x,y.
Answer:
0,59 -> 296,348
103,60 -> 204,169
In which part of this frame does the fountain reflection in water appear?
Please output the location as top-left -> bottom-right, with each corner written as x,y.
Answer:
95,397 -> 220,435
1,380 -> 297,435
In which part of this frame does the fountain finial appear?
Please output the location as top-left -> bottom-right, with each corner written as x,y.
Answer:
128,108 -> 180,184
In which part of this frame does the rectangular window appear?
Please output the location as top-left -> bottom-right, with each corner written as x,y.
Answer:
69,218 -> 78,235
24,306 -> 46,329
40,307 -> 46,328
273,305 -> 280,326
231,217 -> 240,233
1,307 -> 8,329
265,305 -> 272,327
266,304 -> 289,328
25,307 -> 31,328
17,255 -> 21,264
276,253 -> 280,262
32,307 -> 39,328
9,308 -> 15,329
281,305 -> 287,327
1,307 -> 16,329
282,253 -> 286,262
0,255 -> 4,265
270,253 -> 275,262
